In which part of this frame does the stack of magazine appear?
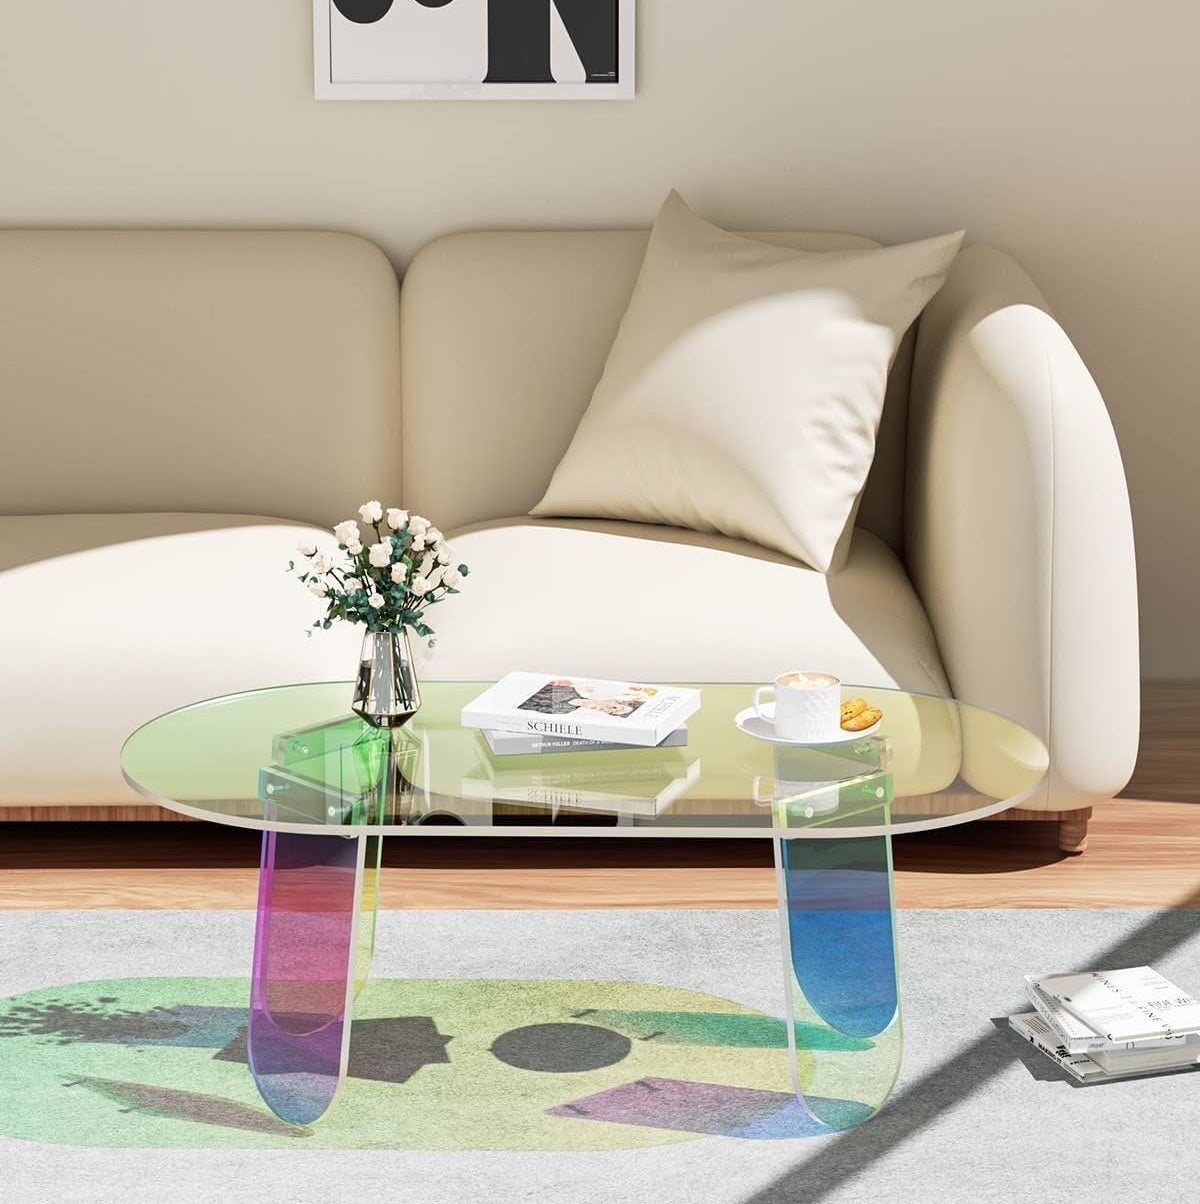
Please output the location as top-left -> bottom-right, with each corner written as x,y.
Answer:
1010,966 -> 1200,1083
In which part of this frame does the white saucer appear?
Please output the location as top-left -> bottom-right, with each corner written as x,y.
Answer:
733,703 -> 881,746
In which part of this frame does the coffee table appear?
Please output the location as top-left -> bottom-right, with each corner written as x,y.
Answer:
120,681 -> 1047,1132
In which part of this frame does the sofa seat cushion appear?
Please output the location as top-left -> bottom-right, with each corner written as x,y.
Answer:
1,513 -> 954,808
426,518 -> 951,693
0,514 -> 361,805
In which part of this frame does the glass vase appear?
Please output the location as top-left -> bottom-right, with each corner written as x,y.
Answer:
351,628 -> 422,728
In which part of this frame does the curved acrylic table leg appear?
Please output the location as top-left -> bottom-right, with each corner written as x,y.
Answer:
774,832 -> 902,1131
249,830 -> 368,1124
354,834 -> 383,999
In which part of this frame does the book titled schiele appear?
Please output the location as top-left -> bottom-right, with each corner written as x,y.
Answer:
462,673 -> 701,749
482,726 -> 689,756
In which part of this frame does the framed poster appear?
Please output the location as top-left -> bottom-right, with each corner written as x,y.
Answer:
313,0 -> 635,100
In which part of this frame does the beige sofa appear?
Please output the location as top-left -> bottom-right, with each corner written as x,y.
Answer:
0,228 -> 1138,847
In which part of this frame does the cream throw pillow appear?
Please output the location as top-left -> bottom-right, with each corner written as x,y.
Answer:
531,191 -> 964,571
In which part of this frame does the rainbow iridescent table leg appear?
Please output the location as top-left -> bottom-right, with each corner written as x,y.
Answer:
248,830 -> 372,1124
773,831 -> 902,1130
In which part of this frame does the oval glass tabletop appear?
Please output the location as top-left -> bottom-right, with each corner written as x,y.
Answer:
121,681 -> 1048,838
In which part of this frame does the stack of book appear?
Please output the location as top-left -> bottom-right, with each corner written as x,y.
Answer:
1010,966 -> 1200,1083
458,672 -> 704,818
461,672 -> 701,757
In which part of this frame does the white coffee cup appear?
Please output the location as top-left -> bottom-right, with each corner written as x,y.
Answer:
753,670 -> 842,741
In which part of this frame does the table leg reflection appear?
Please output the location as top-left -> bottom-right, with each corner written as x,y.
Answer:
773,832 -> 902,1130
248,830 -> 371,1125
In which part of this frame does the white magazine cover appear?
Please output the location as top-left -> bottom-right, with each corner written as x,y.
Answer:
1024,974 -> 1199,1054
1033,967 -> 1200,1043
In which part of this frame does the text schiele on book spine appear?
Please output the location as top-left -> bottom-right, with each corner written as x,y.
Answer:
483,726 -> 689,756
462,672 -> 702,748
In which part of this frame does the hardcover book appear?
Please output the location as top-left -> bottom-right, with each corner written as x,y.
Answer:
481,725 -> 689,756
1091,1043 -> 1200,1074
461,673 -> 701,748
1030,966 -> 1200,1043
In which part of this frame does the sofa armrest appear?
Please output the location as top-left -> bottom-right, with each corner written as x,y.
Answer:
906,245 -> 1139,811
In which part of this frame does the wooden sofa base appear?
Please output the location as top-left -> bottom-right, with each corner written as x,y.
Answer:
0,806 -> 196,823
979,806 -> 1092,854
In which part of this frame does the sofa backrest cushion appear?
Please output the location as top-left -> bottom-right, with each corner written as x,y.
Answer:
0,230 -> 402,527
400,229 -> 915,555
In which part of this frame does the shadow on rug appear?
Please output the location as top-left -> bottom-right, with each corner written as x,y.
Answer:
0,976 -> 877,1151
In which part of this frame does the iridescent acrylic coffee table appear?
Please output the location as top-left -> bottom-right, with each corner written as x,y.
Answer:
121,682 -> 1046,1131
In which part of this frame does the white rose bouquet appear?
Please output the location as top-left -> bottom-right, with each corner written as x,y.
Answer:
289,501 -> 470,642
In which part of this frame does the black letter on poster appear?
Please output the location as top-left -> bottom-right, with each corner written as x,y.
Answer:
333,0 -> 395,21
484,0 -> 618,84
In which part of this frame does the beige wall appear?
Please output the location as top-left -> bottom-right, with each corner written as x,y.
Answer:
2,2 -> 1196,675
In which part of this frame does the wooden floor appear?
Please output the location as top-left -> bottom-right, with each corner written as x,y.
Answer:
0,798 -> 1197,910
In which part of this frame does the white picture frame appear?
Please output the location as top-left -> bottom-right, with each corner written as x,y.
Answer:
313,0 -> 635,100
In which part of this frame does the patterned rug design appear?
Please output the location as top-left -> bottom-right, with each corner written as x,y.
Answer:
0,975 -> 872,1150
6,911 -> 1200,1204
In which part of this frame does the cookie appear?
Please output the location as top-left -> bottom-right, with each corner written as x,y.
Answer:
842,706 -> 882,732
840,698 -> 868,723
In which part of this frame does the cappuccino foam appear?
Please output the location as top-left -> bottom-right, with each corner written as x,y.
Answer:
778,671 -> 839,690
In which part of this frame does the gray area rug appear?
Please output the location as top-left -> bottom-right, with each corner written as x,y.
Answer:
2,906 -> 1199,1204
